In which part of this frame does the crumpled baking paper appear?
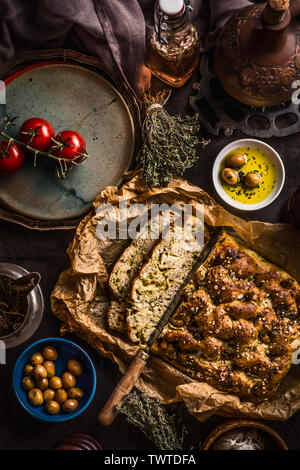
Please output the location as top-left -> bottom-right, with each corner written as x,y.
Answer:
51,170 -> 300,422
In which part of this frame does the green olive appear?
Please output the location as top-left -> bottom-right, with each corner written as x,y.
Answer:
55,388 -> 68,404
30,352 -> 44,366
67,359 -> 84,376
222,168 -> 239,185
36,377 -> 49,391
43,388 -> 56,403
68,387 -> 85,400
227,153 -> 247,168
24,364 -> 34,377
28,388 -> 43,406
62,372 -> 76,389
44,361 -> 55,378
49,376 -> 63,390
33,364 -> 47,381
22,376 -> 35,391
46,400 -> 60,415
244,171 -> 262,188
42,345 -> 58,361
62,399 -> 78,413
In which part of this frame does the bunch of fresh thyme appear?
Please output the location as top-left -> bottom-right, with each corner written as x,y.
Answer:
116,391 -> 186,450
137,92 -> 202,187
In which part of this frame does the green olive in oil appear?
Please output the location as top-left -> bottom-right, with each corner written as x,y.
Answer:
220,147 -> 277,205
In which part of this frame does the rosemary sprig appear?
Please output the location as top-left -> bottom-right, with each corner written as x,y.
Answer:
116,391 -> 186,450
0,116 -> 89,178
137,92 -> 202,187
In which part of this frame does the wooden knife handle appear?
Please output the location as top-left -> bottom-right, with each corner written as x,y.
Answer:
98,350 -> 149,426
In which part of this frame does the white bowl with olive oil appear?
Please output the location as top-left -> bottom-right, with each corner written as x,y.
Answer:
213,139 -> 285,211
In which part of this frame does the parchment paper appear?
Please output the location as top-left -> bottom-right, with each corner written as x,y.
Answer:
51,170 -> 300,422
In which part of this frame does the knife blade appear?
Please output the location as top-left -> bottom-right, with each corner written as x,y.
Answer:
146,226 -> 223,348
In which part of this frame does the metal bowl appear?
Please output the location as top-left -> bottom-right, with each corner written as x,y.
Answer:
0,263 -> 44,348
212,138 -> 285,212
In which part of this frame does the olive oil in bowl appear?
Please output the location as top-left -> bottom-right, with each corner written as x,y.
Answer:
220,147 -> 277,205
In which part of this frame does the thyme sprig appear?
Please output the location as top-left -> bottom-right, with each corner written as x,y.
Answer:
116,391 -> 186,450
0,116 -> 89,178
137,92 -> 202,187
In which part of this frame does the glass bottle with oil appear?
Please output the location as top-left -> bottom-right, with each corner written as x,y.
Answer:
148,0 -> 200,88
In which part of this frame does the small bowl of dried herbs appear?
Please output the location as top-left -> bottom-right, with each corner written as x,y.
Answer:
0,263 -> 44,348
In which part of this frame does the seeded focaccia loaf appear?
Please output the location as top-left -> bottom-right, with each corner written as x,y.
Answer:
107,212 -> 171,333
152,231 -> 300,403
126,216 -> 208,344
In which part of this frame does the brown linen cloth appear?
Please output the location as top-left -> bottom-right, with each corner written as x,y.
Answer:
0,0 -> 250,95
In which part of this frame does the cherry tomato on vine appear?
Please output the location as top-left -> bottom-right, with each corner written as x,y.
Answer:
19,118 -> 55,152
0,140 -> 25,174
51,130 -> 87,165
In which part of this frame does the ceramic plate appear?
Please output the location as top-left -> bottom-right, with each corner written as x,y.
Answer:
0,63 -> 135,221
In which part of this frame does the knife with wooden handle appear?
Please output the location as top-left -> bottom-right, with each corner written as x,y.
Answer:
98,228 -> 222,426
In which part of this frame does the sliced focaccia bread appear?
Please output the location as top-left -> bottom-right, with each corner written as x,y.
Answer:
126,216 -> 208,344
107,212 -> 171,333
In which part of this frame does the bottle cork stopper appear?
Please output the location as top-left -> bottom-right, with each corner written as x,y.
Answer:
268,0 -> 290,12
159,0 -> 184,16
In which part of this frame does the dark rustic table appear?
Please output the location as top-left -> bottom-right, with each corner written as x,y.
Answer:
0,66 -> 299,451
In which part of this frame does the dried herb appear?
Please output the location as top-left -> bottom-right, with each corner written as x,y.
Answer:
137,92 -> 202,187
0,276 -> 26,337
0,116 -> 89,179
116,391 -> 186,450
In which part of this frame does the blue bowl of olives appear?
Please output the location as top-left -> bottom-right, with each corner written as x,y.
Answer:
13,337 -> 96,422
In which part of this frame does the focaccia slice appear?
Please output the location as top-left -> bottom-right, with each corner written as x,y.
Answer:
109,214 -> 162,300
107,300 -> 127,333
126,216 -> 207,344
107,211 -> 173,333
